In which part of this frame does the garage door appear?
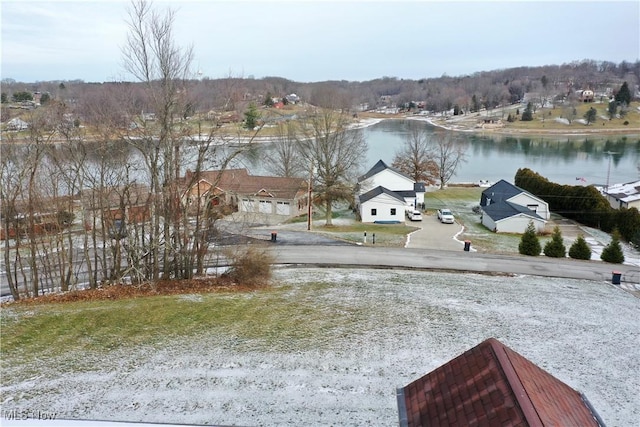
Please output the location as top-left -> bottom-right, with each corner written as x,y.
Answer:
259,200 -> 272,214
241,198 -> 255,212
276,201 -> 290,215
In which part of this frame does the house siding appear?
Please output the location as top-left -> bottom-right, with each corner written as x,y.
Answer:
508,193 -> 550,220
361,194 -> 406,223
485,214 -> 546,234
359,169 -> 415,194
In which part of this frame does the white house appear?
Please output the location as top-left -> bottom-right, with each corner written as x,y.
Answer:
6,118 -> 29,131
481,201 -> 547,233
358,186 -> 407,223
357,160 -> 426,222
602,180 -> 640,210
480,180 -> 549,233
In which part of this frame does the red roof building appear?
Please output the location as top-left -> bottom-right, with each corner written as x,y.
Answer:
397,338 -> 604,427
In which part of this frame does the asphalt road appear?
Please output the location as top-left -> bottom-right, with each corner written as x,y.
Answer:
269,244 -> 639,283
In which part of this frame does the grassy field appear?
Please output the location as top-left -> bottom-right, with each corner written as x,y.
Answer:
2,268 -> 639,426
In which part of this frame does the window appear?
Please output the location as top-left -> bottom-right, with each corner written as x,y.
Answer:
390,208 -> 396,215
527,204 -> 538,212
371,208 -> 377,216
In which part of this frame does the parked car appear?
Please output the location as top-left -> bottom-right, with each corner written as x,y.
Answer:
437,208 -> 455,224
406,209 -> 423,221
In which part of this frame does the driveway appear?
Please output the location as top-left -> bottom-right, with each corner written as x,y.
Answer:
405,211 -> 466,251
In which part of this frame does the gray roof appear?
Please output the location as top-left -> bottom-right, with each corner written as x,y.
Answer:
359,186 -> 407,204
481,179 -> 524,204
482,200 -> 544,222
358,160 -> 413,183
414,182 -> 426,192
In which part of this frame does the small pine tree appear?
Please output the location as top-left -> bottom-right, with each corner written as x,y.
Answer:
614,81 -> 631,106
519,221 -> 541,256
600,230 -> 625,263
569,235 -> 592,260
543,226 -> 566,258
244,103 -> 260,130
521,102 -> 533,121
583,107 -> 596,125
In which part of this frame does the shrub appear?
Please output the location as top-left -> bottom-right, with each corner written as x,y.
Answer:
519,221 -> 541,256
600,230 -> 625,264
543,226 -> 566,258
223,245 -> 274,285
568,235 -> 592,260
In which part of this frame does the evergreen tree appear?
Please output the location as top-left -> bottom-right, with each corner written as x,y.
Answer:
244,103 -> 260,130
614,82 -> 631,106
264,92 -> 274,107
583,107 -> 596,125
544,226 -> 566,257
569,235 -> 592,260
600,230 -> 625,263
521,102 -> 533,121
607,100 -> 617,119
519,221 -> 541,256
1,92 -> 7,103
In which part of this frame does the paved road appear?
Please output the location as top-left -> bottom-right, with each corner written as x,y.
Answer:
269,244 -> 639,283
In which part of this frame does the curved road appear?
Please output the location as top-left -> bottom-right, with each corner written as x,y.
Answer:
270,244 -> 638,283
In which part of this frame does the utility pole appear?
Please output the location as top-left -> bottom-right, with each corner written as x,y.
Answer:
307,162 -> 315,231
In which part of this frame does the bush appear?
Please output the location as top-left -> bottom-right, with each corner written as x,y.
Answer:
600,230 -> 625,264
568,235 -> 592,260
543,226 -> 566,258
223,245 -> 274,285
519,221 -> 541,256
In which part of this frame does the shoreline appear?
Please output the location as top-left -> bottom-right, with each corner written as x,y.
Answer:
362,114 -> 640,137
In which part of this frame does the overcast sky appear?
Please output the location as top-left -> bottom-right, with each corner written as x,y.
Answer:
2,0 -> 639,83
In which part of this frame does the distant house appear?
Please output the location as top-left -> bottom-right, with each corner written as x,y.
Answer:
578,89 -> 595,102
397,338 -> 604,427
182,169 -> 308,218
284,93 -> 300,104
80,184 -> 152,237
357,160 -> 426,223
602,180 -> 640,210
6,117 -> 29,131
476,116 -> 504,129
480,179 -> 549,233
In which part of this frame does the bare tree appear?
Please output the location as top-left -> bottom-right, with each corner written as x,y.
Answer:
431,131 -> 467,189
392,122 -> 438,185
296,108 -> 367,225
263,121 -> 304,177
122,0 -> 256,280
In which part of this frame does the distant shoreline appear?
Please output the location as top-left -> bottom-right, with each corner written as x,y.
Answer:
356,114 -> 640,137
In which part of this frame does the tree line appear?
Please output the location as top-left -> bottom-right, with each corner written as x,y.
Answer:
0,1 -> 374,300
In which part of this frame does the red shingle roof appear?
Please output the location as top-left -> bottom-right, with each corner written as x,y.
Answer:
398,338 -> 604,427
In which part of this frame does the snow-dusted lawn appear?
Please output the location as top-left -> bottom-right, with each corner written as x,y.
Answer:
2,268 -> 639,426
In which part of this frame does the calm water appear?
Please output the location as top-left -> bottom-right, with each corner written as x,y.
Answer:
364,120 -> 640,186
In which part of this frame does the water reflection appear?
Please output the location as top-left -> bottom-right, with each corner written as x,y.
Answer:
363,120 -> 639,185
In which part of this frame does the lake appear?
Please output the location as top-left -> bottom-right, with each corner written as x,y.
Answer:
363,119 -> 640,186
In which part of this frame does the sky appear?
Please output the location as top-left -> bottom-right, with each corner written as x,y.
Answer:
1,0 -> 639,83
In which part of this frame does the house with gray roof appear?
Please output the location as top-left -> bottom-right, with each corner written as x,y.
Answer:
357,160 -> 426,223
480,180 -> 549,233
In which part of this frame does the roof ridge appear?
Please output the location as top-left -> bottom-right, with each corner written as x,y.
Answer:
488,338 -> 544,427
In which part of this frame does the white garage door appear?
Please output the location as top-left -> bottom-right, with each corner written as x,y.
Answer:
276,201 -> 290,215
259,200 -> 272,214
241,198 -> 254,212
